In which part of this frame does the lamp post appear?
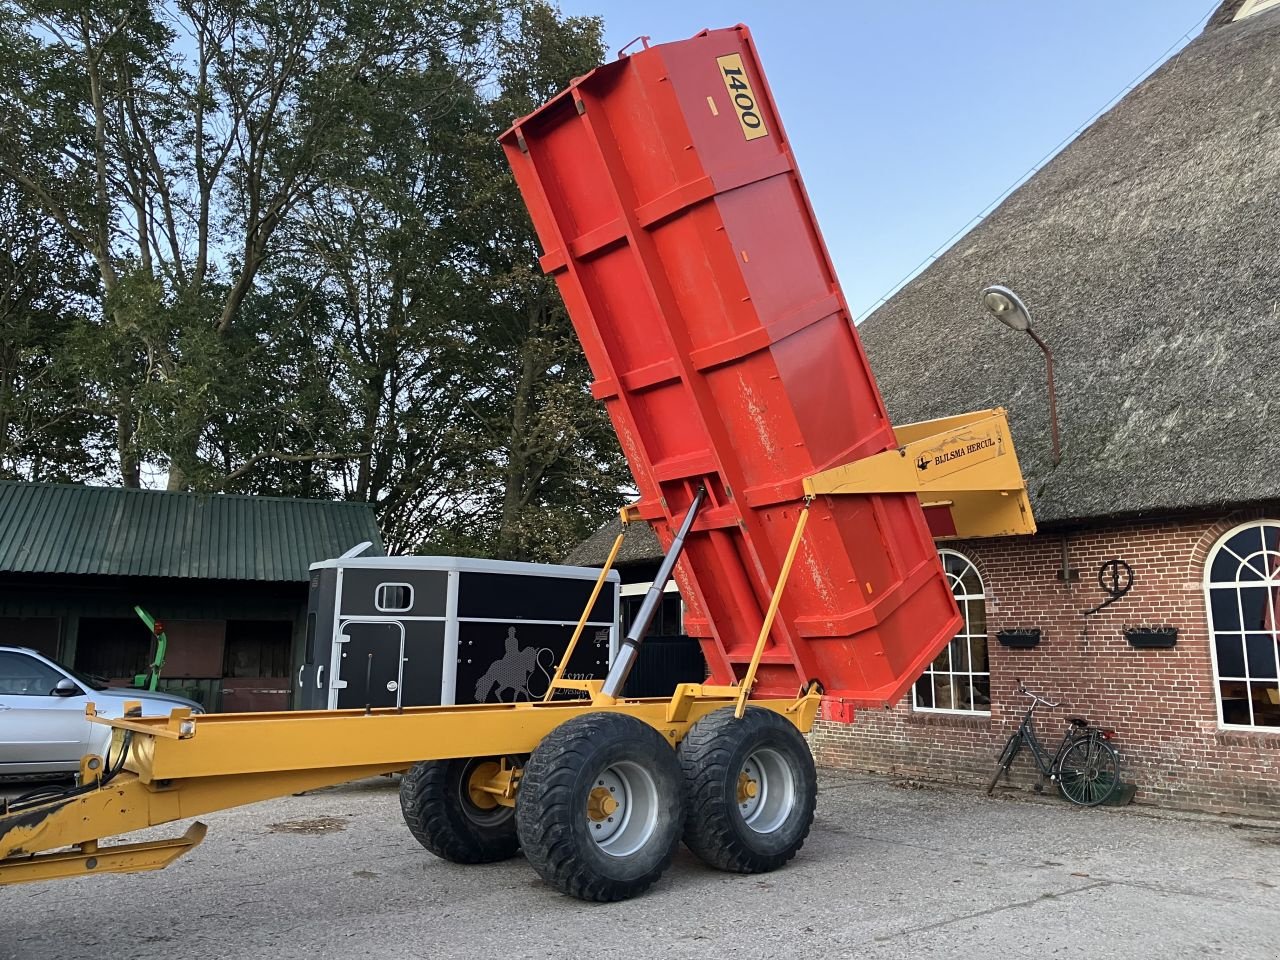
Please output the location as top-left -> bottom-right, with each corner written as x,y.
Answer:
980,285 -> 1061,466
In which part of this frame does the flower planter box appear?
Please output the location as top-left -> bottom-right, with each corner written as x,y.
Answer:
1125,626 -> 1178,649
996,628 -> 1041,649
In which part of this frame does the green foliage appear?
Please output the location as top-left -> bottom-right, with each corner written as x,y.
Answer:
0,0 -> 629,561
0,182 -> 106,480
449,5 -> 632,561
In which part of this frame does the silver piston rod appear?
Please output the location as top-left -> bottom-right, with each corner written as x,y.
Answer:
600,486 -> 707,699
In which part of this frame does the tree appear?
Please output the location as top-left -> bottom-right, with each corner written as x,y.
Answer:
0,180 -> 105,481
288,176 -> 481,551
0,0 -> 506,489
441,4 -> 633,561
0,0 -> 631,561
284,2 -> 629,559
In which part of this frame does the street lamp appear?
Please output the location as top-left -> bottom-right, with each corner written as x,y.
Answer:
980,285 -> 1061,466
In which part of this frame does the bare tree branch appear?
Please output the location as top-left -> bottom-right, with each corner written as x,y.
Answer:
218,447 -> 368,489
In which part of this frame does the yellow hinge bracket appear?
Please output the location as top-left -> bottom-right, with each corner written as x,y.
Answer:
803,407 -> 1036,540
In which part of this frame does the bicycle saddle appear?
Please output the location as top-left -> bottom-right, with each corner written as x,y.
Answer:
1067,716 -> 1088,727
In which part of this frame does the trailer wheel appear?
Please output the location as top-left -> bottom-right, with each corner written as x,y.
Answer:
516,712 -> 684,902
678,707 -> 817,873
399,757 -> 520,864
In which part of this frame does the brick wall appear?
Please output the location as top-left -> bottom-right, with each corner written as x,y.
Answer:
808,510 -> 1280,814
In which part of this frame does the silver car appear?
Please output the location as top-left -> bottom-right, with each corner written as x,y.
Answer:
0,646 -> 204,776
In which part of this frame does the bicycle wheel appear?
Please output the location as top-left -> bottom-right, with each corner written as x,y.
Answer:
986,734 -> 1020,796
1056,736 -> 1119,806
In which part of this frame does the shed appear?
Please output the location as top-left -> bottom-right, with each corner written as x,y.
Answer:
0,481 -> 382,711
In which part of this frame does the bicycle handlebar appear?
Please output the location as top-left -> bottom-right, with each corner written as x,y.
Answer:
1015,679 -> 1061,709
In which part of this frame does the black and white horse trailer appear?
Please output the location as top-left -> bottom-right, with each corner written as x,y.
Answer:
299,553 -> 619,711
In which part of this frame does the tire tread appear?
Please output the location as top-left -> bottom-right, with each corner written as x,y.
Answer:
517,713 -> 682,902
678,707 -> 816,873
400,759 -> 519,864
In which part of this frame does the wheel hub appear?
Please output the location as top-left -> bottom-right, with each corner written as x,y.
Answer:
587,786 -> 619,821
586,763 -> 658,856
738,749 -> 797,835
465,760 -> 501,811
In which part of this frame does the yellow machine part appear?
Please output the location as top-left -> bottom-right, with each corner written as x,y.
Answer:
0,684 -> 820,886
804,407 -> 1036,540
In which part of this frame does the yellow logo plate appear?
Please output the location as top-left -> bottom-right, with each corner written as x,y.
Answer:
716,54 -> 768,141
914,427 -> 1003,481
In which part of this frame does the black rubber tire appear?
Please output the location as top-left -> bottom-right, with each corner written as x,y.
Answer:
677,707 -> 817,873
1056,736 -> 1120,807
400,756 -> 520,864
516,712 -> 684,902
986,734 -> 1020,796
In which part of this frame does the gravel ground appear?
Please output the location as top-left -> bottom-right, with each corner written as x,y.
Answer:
3,770 -> 1278,960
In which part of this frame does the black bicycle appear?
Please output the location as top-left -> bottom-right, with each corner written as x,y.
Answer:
986,681 -> 1121,806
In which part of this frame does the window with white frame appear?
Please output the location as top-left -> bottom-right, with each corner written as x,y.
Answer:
375,582 -> 413,613
1206,520 -> 1280,729
913,549 -> 990,714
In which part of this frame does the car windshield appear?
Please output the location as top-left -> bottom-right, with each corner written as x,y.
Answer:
58,662 -> 111,691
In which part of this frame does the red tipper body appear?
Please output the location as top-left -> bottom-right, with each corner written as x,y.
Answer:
500,25 -> 961,707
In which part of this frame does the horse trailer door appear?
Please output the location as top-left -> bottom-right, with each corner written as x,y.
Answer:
332,620 -> 405,710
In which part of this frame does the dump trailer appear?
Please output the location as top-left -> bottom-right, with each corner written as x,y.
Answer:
0,25 -> 1033,903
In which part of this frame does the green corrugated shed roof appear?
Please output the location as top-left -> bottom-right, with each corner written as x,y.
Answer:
0,481 -> 384,582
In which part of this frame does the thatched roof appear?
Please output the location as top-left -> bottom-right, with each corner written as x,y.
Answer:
563,515 -> 662,568
568,4 -> 1280,565
860,2 -> 1280,527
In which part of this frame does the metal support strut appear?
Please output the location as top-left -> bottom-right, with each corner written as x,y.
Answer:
600,486 -> 707,699
545,527 -> 627,701
735,499 -> 811,718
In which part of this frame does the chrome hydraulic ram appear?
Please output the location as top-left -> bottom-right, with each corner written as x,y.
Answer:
600,486 -> 706,698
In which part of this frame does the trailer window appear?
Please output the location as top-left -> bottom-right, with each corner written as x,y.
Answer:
913,550 -> 990,715
375,583 -> 413,613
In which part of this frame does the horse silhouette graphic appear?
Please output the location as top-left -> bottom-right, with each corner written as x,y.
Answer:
474,627 -> 553,702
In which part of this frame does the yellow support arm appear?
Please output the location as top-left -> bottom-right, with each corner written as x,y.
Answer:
735,501 -> 811,719
545,529 -> 625,701
803,407 -> 1036,539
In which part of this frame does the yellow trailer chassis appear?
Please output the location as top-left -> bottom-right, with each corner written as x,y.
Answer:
0,408 -> 1032,900
0,683 -> 818,887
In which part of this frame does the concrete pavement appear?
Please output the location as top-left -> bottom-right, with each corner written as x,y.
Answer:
2,770 -> 1277,959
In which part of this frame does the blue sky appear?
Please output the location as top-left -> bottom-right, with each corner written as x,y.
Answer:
554,1 -> 1219,319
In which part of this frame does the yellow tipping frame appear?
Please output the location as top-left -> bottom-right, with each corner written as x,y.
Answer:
803,407 -> 1035,539
735,501 -> 811,718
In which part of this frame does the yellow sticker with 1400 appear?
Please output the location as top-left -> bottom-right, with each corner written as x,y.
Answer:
716,54 -> 769,141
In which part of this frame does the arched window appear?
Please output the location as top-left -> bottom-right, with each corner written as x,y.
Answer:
1206,520 -> 1280,729
914,549 -> 990,714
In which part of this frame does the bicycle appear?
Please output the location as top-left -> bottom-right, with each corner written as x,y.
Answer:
986,681 -> 1121,806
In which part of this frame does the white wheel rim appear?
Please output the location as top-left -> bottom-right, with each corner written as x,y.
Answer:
586,761 -> 658,857
739,748 -> 796,834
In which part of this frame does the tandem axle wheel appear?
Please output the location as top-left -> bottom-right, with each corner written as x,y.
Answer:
399,706 -> 819,902
400,756 -> 521,864
679,707 -> 817,873
516,712 -> 684,902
